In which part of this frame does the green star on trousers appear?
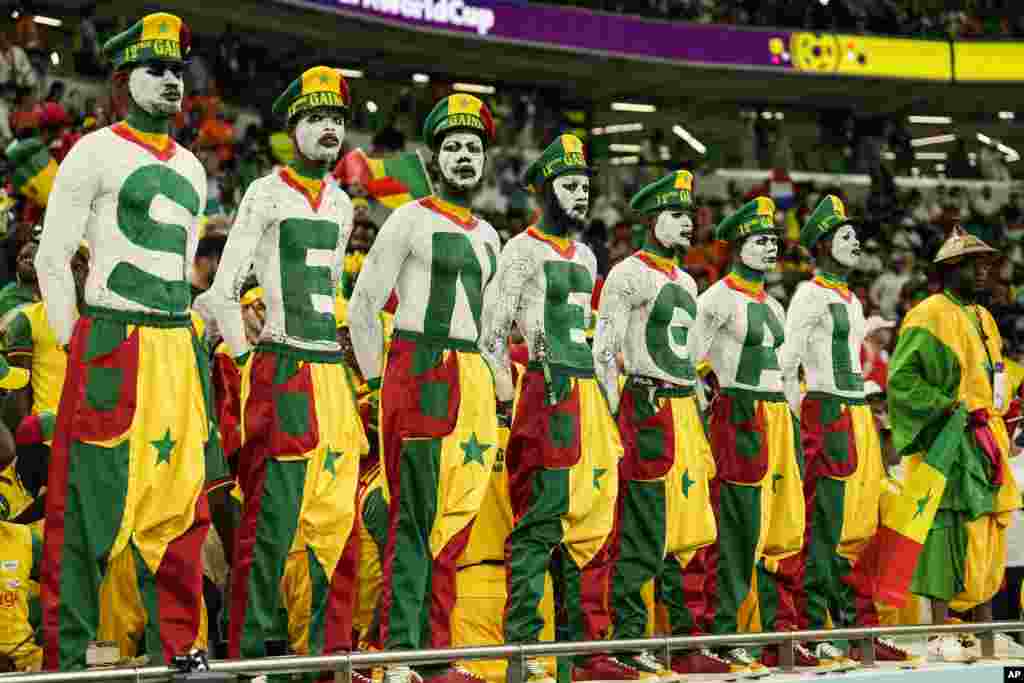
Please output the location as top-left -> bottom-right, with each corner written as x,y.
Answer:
772,472 -> 784,494
151,429 -> 176,465
914,489 -> 932,519
461,433 -> 491,466
324,449 -> 342,477
594,468 -> 607,490
681,469 -> 695,498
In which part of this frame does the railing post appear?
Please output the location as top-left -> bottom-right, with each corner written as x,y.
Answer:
779,639 -> 794,673
506,644 -> 525,683
980,631 -> 996,659
333,652 -> 352,683
661,636 -> 671,673
858,637 -> 876,668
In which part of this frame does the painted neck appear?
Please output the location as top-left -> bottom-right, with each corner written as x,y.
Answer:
537,211 -> 568,237
732,261 -> 765,283
288,153 -> 326,181
126,102 -> 169,135
436,181 -> 473,210
643,233 -> 676,261
818,251 -> 850,279
817,269 -> 848,285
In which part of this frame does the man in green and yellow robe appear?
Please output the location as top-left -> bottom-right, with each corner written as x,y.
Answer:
849,227 -> 1020,660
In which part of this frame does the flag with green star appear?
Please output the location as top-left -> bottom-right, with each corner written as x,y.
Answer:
460,433 -> 491,466
845,293 -> 1021,608
152,428 -> 176,465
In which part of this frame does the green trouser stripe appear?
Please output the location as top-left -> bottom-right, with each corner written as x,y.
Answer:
612,479 -> 667,641
193,328 -> 228,486
911,509 -> 968,601
240,459 -> 307,657
306,547 -> 330,655
386,439 -> 442,649
133,541 -> 163,662
659,553 -> 694,635
711,483 -> 760,635
756,558 -> 779,633
505,468 -> 570,645
57,440 -> 129,669
806,477 -> 846,630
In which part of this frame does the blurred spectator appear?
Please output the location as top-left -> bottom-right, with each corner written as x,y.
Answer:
870,249 -> 914,320
73,3 -> 104,77
0,31 -> 36,142
191,234 -> 228,303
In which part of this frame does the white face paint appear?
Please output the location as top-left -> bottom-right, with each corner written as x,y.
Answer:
294,109 -> 346,162
740,233 -> 779,272
654,210 -> 694,251
128,62 -> 184,116
830,223 -> 861,268
553,173 -> 590,223
437,131 -> 485,189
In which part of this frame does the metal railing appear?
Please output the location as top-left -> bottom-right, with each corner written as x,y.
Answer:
4,622 -> 1024,683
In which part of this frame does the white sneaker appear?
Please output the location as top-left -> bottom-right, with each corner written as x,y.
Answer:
630,651 -> 678,680
928,635 -> 974,663
386,666 -> 414,683
524,659 -> 556,683
813,642 -> 858,672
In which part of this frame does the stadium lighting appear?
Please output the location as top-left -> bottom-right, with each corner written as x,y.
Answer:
366,101 -> 378,114
672,125 -> 706,155
910,134 -> 956,147
997,143 -> 1020,161
50,51 -> 59,66
591,123 -> 644,135
977,132 -> 993,145
774,112 -> 784,120
936,163 -> 946,172
340,69 -> 364,79
914,152 -> 948,160
10,10 -> 19,19
609,143 -> 642,153
609,155 -> 640,166
33,15 -> 62,27
908,115 -> 952,125
611,102 -> 656,113
882,151 -> 896,160
999,111 -> 1016,121
453,82 -> 496,95
412,73 -> 430,84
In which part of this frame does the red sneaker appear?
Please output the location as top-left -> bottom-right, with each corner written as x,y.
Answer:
850,638 -> 922,666
421,667 -> 484,683
573,655 -> 640,682
670,649 -> 744,680
759,643 -> 822,669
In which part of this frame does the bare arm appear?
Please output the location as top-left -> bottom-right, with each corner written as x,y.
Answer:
36,139 -> 97,344
197,181 -> 269,358
480,238 -> 537,402
348,206 -> 412,383
779,287 -> 820,414
592,264 -> 643,414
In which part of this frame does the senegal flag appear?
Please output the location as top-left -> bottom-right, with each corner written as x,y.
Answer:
5,138 -> 58,208
334,148 -> 433,209
845,293 -> 1020,608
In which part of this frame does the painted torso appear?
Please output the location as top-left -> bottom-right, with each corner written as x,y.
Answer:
782,277 -> 866,399
696,275 -> 787,393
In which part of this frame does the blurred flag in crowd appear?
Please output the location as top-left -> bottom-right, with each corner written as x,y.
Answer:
334,148 -> 433,209
5,138 -> 58,208
770,167 -> 795,210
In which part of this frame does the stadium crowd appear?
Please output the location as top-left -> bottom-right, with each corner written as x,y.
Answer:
1,5 -> 1024,682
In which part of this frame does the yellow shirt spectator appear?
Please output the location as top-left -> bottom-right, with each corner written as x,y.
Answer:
0,521 -> 42,671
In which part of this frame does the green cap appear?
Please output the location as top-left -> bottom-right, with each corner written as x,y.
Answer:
525,134 -> 590,192
714,196 -> 778,242
630,170 -> 694,215
800,194 -> 851,251
102,13 -> 190,70
422,94 -> 495,148
272,66 -> 351,124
